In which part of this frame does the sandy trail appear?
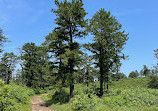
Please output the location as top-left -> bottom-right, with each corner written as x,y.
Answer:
31,94 -> 52,111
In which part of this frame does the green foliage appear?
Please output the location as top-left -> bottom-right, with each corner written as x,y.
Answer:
0,81 -> 35,111
84,8 -> 129,97
140,65 -> 151,77
33,88 -> 47,94
49,0 -> 88,98
42,93 -> 71,111
21,42 -> 39,87
0,52 -> 17,84
147,50 -> 158,89
0,29 -> 7,53
71,77 -> 158,110
153,49 -> 158,74
71,94 -> 98,111
45,30 -> 68,86
21,42 -> 51,88
71,88 -> 158,111
111,77 -> 149,89
128,70 -> 139,78
42,88 -> 70,107
75,54 -> 96,85
53,0 -> 88,33
42,77 -> 158,111
111,73 -> 127,81
148,75 -> 158,89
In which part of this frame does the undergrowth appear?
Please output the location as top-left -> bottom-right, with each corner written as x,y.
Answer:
0,81 -> 35,111
42,77 -> 158,111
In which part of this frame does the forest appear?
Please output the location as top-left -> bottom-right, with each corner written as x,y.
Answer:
1,0 -> 158,111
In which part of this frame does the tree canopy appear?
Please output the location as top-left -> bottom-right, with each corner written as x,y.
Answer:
128,70 -> 139,78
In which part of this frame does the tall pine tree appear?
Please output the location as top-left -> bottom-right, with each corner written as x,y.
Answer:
85,9 -> 128,97
21,43 -> 50,88
52,0 -> 88,98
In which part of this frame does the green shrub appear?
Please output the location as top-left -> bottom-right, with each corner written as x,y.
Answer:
0,81 -> 35,111
34,88 -> 46,94
45,88 -> 70,105
42,77 -> 158,111
148,75 -> 158,89
71,94 -> 99,111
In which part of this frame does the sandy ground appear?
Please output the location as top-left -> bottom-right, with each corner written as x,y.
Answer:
31,94 -> 53,111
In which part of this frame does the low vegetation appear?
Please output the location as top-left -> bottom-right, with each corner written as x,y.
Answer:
42,77 -> 158,111
0,80 -> 35,111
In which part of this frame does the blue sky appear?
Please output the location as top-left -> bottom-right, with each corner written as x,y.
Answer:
0,0 -> 158,76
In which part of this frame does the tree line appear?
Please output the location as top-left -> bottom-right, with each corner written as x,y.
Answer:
128,64 -> 158,78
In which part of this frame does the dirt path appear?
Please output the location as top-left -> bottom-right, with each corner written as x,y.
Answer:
31,94 -> 52,111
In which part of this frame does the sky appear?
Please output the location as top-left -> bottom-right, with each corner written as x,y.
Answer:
0,0 -> 158,76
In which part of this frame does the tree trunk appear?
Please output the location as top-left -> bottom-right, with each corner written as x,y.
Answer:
99,47 -> 104,97
86,70 -> 89,87
99,66 -> 103,97
104,81 -> 105,90
20,63 -> 24,85
70,84 -> 74,98
69,25 -> 74,98
69,58 -> 74,98
106,72 -> 109,90
6,70 -> 11,84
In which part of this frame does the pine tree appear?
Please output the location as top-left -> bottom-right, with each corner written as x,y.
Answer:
52,0 -> 88,98
0,29 -> 7,53
36,45 -> 50,89
0,52 -> 16,84
128,70 -> 139,78
45,29 -> 68,86
140,65 -> 150,77
84,9 -> 128,97
21,43 -> 50,88
21,43 -> 38,87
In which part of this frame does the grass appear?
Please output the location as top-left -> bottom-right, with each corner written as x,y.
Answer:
42,88 -> 71,111
42,77 -> 158,111
42,95 -> 72,111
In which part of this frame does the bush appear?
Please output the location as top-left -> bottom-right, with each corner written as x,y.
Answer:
42,77 -> 158,111
0,81 -> 35,111
71,94 -> 99,111
45,88 -> 70,105
34,88 -> 46,94
148,75 -> 158,89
